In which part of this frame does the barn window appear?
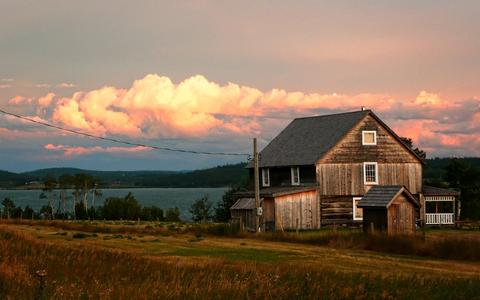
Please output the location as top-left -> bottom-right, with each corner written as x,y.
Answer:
262,168 -> 270,187
353,197 -> 363,220
291,167 -> 300,185
362,130 -> 377,145
363,162 -> 378,184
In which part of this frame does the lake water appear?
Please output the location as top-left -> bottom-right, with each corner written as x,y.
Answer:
0,188 -> 228,220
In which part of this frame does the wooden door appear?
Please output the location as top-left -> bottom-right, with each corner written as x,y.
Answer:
388,201 -> 414,235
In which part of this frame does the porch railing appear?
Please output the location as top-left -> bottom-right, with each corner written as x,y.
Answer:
425,213 -> 454,225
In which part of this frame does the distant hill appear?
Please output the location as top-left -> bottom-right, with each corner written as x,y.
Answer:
0,163 -> 248,189
1,158 -> 479,189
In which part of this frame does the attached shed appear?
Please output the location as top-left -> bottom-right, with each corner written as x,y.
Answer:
230,198 -> 258,232
358,185 -> 420,235
234,186 -> 319,232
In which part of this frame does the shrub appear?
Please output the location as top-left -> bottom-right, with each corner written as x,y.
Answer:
165,207 -> 181,222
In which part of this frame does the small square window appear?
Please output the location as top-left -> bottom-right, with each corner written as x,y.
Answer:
262,168 -> 270,187
362,131 -> 377,145
363,162 -> 378,185
353,197 -> 363,221
291,167 -> 300,185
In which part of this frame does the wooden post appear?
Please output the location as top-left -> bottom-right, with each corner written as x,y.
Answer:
370,222 -> 374,233
253,138 -> 260,233
296,218 -> 299,234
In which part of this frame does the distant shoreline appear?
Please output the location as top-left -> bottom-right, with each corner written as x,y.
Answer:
0,186 -> 229,191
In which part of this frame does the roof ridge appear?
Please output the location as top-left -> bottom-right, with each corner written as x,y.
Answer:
293,109 -> 370,120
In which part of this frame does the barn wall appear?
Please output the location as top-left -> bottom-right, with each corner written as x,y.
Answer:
316,113 -> 422,196
320,195 -> 359,225
316,163 -> 422,196
274,190 -> 319,230
319,114 -> 421,164
262,198 -> 275,231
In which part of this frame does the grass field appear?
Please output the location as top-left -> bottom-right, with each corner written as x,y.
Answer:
0,221 -> 479,299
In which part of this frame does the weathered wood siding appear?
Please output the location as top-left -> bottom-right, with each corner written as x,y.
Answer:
230,209 -> 255,232
316,114 -> 422,196
317,163 -> 422,195
319,114 -> 420,164
262,198 -> 275,231
275,190 -> 319,230
387,194 -> 415,235
320,195 -> 357,225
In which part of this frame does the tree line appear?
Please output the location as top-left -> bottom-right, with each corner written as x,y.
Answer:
0,173 -> 181,222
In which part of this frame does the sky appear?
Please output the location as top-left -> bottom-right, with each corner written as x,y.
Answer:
0,1 -> 479,172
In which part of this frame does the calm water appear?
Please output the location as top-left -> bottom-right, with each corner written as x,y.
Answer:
0,188 -> 228,219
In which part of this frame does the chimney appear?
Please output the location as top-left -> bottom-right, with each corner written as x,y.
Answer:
361,106 -> 366,111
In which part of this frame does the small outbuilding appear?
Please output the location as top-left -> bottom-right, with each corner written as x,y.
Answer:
358,185 -> 420,235
230,198 -> 258,232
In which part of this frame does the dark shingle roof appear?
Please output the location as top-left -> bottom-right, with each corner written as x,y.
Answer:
253,110 -> 370,167
235,185 -> 317,198
423,185 -> 460,196
230,198 -> 256,210
358,185 -> 419,208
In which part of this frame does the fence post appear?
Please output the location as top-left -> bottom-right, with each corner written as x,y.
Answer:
370,222 -> 374,233
296,218 -> 299,234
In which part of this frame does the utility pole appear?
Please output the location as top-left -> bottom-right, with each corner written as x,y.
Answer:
253,138 -> 261,233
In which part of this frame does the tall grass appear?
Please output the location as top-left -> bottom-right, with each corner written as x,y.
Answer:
4,219 -> 480,261
258,231 -> 480,261
0,227 -> 478,299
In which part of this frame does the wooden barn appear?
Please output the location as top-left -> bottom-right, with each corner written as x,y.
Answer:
357,185 -> 420,234
233,109 -> 459,231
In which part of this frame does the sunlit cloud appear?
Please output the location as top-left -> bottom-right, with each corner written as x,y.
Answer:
37,92 -> 56,107
56,82 -> 76,88
0,84 -> 11,89
34,83 -> 51,88
5,74 -> 480,158
9,95 -> 32,105
44,143 -> 150,157
1,78 -> 14,82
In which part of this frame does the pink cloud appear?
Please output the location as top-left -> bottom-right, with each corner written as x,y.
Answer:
56,82 -> 76,88
44,144 -> 150,157
6,74 -> 480,157
0,84 -> 11,89
9,96 -> 32,105
37,92 -> 56,107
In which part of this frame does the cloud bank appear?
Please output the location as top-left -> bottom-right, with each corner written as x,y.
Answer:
4,74 -> 480,157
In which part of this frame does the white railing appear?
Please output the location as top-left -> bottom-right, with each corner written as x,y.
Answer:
425,213 -> 454,225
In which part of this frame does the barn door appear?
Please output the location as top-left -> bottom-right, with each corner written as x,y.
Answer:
389,204 -> 400,235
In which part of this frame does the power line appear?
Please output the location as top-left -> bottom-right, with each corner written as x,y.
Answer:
0,108 -> 250,157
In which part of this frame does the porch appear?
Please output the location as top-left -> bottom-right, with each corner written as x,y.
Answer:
424,195 -> 456,225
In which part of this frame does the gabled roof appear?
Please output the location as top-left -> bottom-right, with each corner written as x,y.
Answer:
247,109 -> 423,168
358,185 -> 420,208
423,185 -> 460,196
235,185 -> 318,198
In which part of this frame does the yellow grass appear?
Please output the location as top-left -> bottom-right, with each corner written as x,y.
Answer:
1,221 -> 479,299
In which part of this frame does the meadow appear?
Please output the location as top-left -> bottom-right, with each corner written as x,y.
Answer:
0,220 -> 479,299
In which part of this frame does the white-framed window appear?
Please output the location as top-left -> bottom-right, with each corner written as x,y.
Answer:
363,162 -> 378,185
362,130 -> 377,145
353,197 -> 363,221
262,168 -> 270,187
291,167 -> 300,185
